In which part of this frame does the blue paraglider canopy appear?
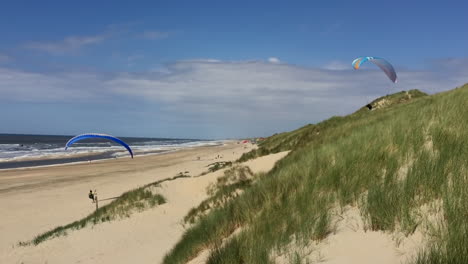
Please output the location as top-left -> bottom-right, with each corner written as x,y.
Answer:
65,133 -> 134,158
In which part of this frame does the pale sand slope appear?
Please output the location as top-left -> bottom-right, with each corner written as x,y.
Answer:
274,206 -> 424,264
309,207 -> 424,264
1,142 -> 288,263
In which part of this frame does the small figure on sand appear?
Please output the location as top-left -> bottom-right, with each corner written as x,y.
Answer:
88,190 -> 95,203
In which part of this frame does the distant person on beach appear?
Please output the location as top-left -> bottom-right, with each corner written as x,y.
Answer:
88,190 -> 95,202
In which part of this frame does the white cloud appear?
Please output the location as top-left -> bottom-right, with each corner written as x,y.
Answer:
1,58 -> 467,137
268,57 -> 280,64
24,34 -> 108,54
22,28 -> 170,55
105,59 -> 468,123
323,60 -> 349,70
0,68 -> 101,102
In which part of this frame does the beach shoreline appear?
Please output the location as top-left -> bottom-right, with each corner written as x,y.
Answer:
0,139 -> 228,170
0,140 -> 262,263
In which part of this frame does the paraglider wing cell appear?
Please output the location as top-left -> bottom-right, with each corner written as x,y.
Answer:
352,57 -> 364,69
65,133 -> 134,158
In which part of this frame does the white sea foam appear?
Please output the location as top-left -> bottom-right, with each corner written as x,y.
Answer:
0,140 -> 224,163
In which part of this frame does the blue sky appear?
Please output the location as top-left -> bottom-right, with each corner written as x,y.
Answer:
1,1 -> 467,139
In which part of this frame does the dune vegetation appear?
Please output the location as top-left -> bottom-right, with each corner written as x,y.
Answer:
163,85 -> 467,263
20,181 -> 168,246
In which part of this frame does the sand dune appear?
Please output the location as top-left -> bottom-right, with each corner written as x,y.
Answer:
1,142 -> 418,264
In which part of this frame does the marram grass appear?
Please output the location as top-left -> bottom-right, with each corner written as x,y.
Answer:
21,185 -> 166,246
164,85 -> 468,264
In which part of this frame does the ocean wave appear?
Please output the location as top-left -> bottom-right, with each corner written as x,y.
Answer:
0,139 -> 223,163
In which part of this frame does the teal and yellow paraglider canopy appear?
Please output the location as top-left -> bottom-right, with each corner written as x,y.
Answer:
65,133 -> 134,158
352,57 -> 397,83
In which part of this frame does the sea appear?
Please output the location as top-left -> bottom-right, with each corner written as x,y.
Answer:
0,134 -> 224,170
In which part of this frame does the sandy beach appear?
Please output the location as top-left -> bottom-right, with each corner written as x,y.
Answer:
0,141 -> 288,263
0,139 -> 423,264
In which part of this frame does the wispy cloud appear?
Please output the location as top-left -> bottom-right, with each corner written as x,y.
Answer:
1,58 -> 467,136
0,68 -> 102,102
106,59 -> 468,119
22,24 -> 170,55
268,57 -> 281,64
24,34 -> 109,55
323,60 -> 349,70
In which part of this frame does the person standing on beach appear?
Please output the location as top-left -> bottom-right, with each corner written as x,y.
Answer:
88,190 -> 95,203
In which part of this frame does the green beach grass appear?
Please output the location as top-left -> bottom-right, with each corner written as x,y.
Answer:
238,89 -> 428,163
163,85 -> 468,263
20,181 -> 171,246
185,165 -> 254,224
